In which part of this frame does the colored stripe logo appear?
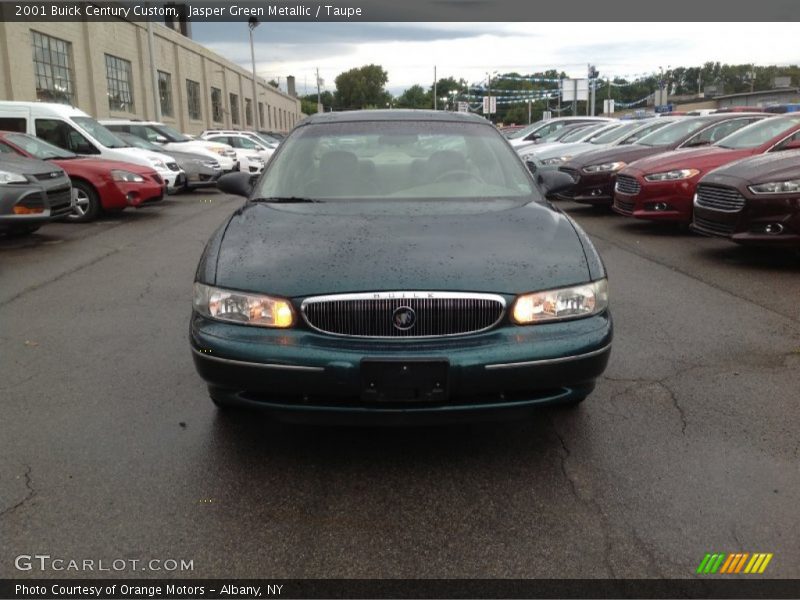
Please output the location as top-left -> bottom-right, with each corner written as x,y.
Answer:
697,553 -> 773,574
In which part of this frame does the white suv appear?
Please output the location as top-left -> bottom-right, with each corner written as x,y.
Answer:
101,120 -> 238,172
200,132 -> 274,169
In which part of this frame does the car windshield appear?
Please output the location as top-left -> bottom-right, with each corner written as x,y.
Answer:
636,118 -> 711,147
617,120 -> 671,144
72,117 -> 129,148
587,122 -> 640,144
559,123 -> 607,143
119,133 -> 160,151
506,122 -> 541,139
255,120 -> 536,200
152,124 -> 192,142
715,116 -> 800,149
6,133 -> 77,159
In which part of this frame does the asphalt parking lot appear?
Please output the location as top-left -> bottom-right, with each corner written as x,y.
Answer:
1,191 -> 799,579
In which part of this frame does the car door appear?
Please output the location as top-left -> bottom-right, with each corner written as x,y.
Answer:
34,118 -> 99,155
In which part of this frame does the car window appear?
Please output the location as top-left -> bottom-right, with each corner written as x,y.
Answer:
771,130 -> 800,151
684,119 -> 755,146
235,136 -> 259,150
0,117 -> 26,133
6,133 -> 76,159
71,117 -> 128,148
35,118 -> 99,154
0,141 -> 20,154
587,123 -> 637,144
256,121 -> 536,200
618,120 -> 670,144
717,116 -> 800,149
636,119 -> 713,147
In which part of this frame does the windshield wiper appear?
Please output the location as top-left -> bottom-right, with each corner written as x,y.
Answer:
250,196 -> 322,203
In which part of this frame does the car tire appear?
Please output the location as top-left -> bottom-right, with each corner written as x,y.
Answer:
68,180 -> 101,223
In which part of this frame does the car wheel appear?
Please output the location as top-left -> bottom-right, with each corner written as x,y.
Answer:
5,225 -> 41,236
68,181 -> 101,223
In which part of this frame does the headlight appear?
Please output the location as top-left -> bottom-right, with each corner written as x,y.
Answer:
110,169 -> 145,183
583,162 -> 626,173
0,170 -> 28,184
193,283 -> 294,328
644,169 -> 700,182
541,156 -> 572,166
511,279 -> 608,324
748,180 -> 800,194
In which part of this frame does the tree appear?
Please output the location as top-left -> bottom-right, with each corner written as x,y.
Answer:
334,64 -> 389,110
396,84 -> 431,109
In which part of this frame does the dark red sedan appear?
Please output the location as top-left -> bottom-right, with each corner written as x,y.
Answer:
691,150 -> 800,248
557,114 -> 766,205
613,115 -> 800,223
0,131 -> 165,222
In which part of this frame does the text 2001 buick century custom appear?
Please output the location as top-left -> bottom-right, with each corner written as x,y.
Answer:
190,110 -> 612,423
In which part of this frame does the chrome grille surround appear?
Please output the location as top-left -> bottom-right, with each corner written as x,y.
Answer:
615,175 -> 641,195
695,184 -> 746,212
301,291 -> 507,338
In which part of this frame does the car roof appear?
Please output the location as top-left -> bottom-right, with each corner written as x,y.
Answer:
300,109 -> 492,126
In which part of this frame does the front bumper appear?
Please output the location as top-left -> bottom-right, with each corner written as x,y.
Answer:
556,168 -> 615,204
692,199 -> 800,247
613,174 -> 696,222
190,312 -> 613,423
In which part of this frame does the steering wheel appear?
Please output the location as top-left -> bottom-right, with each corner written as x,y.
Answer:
433,169 -> 483,184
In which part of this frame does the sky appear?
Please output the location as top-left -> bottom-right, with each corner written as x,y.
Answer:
191,22 -> 800,97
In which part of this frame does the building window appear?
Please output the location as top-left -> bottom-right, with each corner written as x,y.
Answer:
230,93 -> 240,125
186,79 -> 201,120
211,87 -> 223,122
158,71 -> 173,117
245,98 -> 253,127
105,54 -> 134,112
258,102 -> 265,129
31,31 -> 74,104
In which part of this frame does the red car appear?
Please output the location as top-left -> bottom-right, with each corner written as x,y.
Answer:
0,131 -> 165,222
613,115 -> 800,223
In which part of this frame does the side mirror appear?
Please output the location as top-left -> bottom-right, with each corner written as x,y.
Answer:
526,133 -> 541,142
536,170 -> 575,195
217,172 -> 256,197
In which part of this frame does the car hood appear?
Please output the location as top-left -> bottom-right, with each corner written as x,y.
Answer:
0,153 -> 63,176
622,146 -> 746,174
212,199 -> 592,297
51,157 -> 158,176
702,150 -> 800,185
563,144 -> 666,169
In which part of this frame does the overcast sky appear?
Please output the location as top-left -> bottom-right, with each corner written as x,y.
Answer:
191,22 -> 800,96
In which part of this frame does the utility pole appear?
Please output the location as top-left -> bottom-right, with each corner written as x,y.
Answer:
248,17 -> 260,129
487,72 -> 491,121
527,98 -> 532,124
433,66 -> 437,110
316,67 -> 322,113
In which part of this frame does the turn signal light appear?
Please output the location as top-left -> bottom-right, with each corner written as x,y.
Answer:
13,206 -> 45,215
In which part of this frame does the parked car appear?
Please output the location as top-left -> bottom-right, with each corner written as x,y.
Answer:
100,120 -> 238,172
691,149 -> 800,248
0,131 -> 165,222
519,118 -> 673,173
556,114 -> 769,205
0,102 -> 182,192
115,133 -> 221,192
514,122 -> 608,154
613,115 -> 800,223
191,110 -> 612,423
0,148 -> 73,235
507,117 -> 614,148
199,129 -> 279,150
200,132 -> 274,165
499,125 -> 526,138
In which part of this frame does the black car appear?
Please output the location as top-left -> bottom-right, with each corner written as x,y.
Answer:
191,110 -> 612,424
0,149 -> 73,235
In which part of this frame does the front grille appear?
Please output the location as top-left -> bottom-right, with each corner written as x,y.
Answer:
693,215 -> 735,236
559,167 -> 580,183
47,185 -> 73,215
166,162 -> 180,172
301,292 -> 506,338
614,197 -> 635,214
695,184 -> 746,212
615,175 -> 641,195
33,171 -> 63,181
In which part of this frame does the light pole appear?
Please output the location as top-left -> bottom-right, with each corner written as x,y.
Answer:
248,17 -> 260,130
486,70 -> 497,122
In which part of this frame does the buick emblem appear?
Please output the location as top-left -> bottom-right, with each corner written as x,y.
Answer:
392,306 -> 416,331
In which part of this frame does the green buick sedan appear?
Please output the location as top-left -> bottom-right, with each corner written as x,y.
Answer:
190,110 -> 612,424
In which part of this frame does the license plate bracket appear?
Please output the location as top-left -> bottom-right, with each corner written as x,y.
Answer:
361,359 -> 449,402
